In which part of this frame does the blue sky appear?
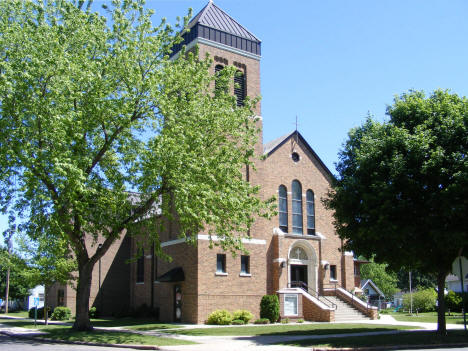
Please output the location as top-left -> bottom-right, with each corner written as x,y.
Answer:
2,0 -> 468,234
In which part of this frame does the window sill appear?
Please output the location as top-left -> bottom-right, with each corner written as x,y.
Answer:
330,279 -> 338,282
136,282 -> 144,285
239,273 -> 251,277
215,272 -> 228,276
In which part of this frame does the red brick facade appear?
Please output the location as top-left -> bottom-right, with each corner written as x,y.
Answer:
48,3 -> 360,324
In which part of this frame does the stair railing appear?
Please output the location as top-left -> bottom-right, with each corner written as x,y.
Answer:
288,281 -> 337,309
323,282 -> 370,312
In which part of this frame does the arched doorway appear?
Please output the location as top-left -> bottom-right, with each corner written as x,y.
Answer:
288,241 -> 318,293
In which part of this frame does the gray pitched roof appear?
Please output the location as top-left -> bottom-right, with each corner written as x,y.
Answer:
361,279 -> 385,297
189,1 -> 260,42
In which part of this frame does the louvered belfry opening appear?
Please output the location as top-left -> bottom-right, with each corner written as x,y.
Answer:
214,64 -> 225,96
234,70 -> 246,106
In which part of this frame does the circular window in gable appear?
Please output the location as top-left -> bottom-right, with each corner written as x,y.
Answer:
291,152 -> 300,162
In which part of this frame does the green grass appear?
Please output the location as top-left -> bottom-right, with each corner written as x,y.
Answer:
1,310 -> 29,318
0,319 -> 193,346
389,311 -> 466,324
281,330 -> 468,348
90,317 -> 181,330
166,323 -> 418,336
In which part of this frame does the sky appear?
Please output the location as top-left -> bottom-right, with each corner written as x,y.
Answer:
1,0 -> 468,234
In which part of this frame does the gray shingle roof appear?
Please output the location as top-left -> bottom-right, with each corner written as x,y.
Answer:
189,1 -> 260,42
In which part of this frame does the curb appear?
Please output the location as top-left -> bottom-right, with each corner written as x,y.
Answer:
312,342 -> 468,351
0,330 -> 159,350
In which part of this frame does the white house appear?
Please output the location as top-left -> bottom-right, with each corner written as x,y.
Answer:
26,285 -> 45,310
446,274 -> 468,293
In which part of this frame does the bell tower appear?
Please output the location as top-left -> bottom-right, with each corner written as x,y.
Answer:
171,1 -> 263,153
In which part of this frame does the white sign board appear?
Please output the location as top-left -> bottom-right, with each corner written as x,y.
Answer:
452,256 -> 468,280
284,294 -> 298,316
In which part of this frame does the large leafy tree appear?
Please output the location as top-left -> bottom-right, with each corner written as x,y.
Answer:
325,90 -> 468,334
360,261 -> 398,299
0,0 -> 270,330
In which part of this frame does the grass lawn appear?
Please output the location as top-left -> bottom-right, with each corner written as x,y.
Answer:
281,330 -> 468,348
90,317 -> 182,330
1,311 -> 29,318
388,311 -> 466,324
166,323 -> 418,336
0,319 -> 193,346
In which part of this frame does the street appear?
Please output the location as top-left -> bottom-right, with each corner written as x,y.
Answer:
0,334 -> 137,351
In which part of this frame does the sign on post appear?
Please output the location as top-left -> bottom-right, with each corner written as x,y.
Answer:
33,297 -> 40,307
452,256 -> 468,331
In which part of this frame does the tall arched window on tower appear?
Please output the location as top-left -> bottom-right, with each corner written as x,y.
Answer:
306,190 -> 315,235
214,64 -> 225,96
278,185 -> 288,233
234,70 -> 246,106
292,180 -> 303,234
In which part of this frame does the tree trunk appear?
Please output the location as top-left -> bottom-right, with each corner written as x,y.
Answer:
5,266 -> 10,314
44,286 -> 48,325
436,269 -> 447,335
72,261 -> 94,331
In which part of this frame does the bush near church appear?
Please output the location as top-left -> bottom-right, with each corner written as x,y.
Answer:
233,310 -> 254,324
28,306 -> 51,319
51,306 -> 72,321
260,295 -> 279,323
206,309 -> 233,325
445,291 -> 468,312
402,288 -> 437,312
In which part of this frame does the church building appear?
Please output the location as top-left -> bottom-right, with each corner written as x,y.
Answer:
48,1 -> 377,324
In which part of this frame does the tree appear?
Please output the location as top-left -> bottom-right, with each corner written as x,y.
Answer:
0,0 -> 271,330
325,90 -> 468,334
0,248 -> 35,304
19,231 -> 75,325
396,268 -> 436,291
360,261 -> 398,299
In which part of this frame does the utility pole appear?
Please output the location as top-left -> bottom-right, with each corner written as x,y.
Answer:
4,227 -> 14,315
409,271 -> 413,314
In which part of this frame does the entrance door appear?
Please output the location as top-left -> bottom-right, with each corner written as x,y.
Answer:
290,264 -> 308,290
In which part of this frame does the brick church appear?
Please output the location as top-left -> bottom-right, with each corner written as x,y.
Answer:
48,1 -> 377,323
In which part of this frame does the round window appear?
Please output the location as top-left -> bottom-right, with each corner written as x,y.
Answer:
291,152 -> 300,162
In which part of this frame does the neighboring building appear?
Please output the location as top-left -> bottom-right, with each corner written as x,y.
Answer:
48,1 -> 376,323
361,279 -> 385,309
446,273 -> 468,293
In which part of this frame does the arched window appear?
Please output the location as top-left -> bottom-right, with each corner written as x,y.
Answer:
278,185 -> 288,233
292,180 -> 303,234
234,70 -> 246,106
306,190 -> 315,235
214,64 -> 225,96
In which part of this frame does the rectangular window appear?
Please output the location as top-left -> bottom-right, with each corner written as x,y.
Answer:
241,255 -> 250,275
216,254 -> 226,274
136,250 -> 145,283
57,289 -> 64,306
330,265 -> 337,281
284,294 -> 298,316
38,293 -> 44,302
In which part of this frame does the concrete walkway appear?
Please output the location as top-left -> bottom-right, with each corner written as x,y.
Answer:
0,314 -> 465,351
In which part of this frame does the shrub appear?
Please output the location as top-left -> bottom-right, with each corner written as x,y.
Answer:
379,309 -> 389,314
232,309 -> 253,324
281,317 -> 289,324
89,306 -> 98,318
206,309 -> 233,325
445,291 -> 463,312
254,318 -> 270,324
28,306 -> 51,319
260,295 -> 279,323
231,319 -> 245,325
297,318 -> 304,323
402,288 -> 437,312
51,306 -> 71,321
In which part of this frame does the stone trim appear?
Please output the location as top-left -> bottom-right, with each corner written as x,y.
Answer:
198,234 -> 266,245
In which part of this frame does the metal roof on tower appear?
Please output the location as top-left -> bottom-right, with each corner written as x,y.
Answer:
171,1 -> 261,57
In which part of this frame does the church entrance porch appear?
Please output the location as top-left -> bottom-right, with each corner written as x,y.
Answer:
290,264 -> 308,290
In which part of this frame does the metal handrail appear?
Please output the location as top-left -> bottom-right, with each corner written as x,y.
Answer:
323,282 -> 370,312
288,281 -> 337,309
